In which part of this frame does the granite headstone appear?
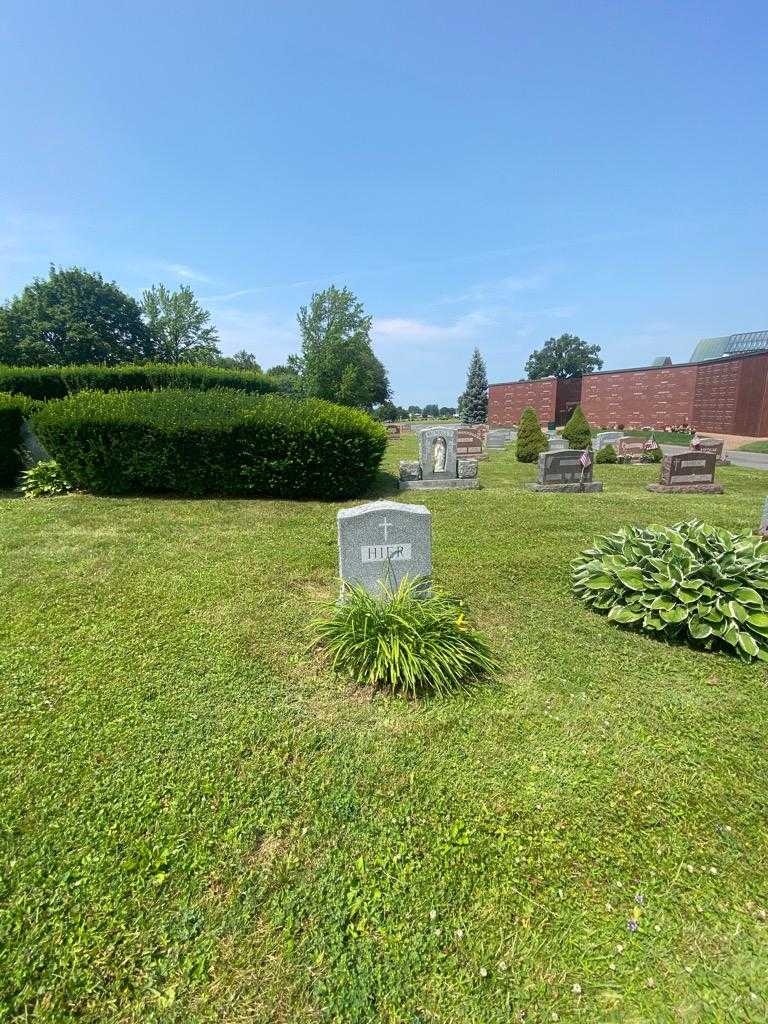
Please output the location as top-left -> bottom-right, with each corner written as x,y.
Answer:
647,452 -> 723,493
337,499 -> 432,596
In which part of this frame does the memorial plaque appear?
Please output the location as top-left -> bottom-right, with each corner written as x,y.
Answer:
337,499 -> 432,596
548,436 -> 569,451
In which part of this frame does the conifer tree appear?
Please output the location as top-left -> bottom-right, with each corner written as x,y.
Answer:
561,404 -> 592,450
459,348 -> 489,424
516,407 -> 549,462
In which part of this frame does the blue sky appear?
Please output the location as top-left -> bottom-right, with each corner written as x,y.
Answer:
1,1 -> 766,406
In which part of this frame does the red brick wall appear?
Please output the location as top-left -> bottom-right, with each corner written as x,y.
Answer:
581,365 -> 698,429
488,379 -> 556,427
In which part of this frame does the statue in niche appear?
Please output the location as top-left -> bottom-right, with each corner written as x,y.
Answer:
433,437 -> 447,473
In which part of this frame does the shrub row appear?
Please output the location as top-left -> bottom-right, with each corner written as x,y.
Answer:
0,393 -> 36,487
33,389 -> 387,499
0,362 -> 276,401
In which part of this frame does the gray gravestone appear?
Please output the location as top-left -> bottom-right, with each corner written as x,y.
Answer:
760,496 -> 768,535
594,431 -> 623,451
399,425 -> 479,489
548,436 -> 569,451
19,421 -> 51,468
526,450 -> 602,492
647,452 -> 723,493
337,499 -> 432,596
419,426 -> 459,480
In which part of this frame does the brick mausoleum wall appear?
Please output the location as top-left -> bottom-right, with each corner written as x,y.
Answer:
581,364 -> 698,429
488,379 -> 556,427
555,377 -> 583,425
490,353 -> 768,435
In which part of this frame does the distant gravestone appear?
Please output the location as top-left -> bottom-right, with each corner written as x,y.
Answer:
384,423 -> 402,440
690,438 -> 729,465
399,425 -> 479,490
456,424 -> 488,460
647,452 -> 723,493
526,450 -> 603,493
615,437 -> 646,462
594,430 -> 623,452
548,435 -> 569,451
337,499 -> 432,596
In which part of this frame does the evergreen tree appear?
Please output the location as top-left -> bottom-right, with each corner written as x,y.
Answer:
516,407 -> 549,463
561,404 -> 592,450
459,348 -> 489,424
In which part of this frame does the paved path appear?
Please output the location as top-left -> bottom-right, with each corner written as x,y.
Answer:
663,445 -> 768,471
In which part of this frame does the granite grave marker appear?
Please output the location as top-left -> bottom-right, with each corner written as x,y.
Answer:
646,452 -> 723,493
526,450 -> 603,493
337,499 -> 432,596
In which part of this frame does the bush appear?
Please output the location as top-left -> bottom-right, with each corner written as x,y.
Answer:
21,460 -> 73,497
32,389 -> 387,499
642,446 -> 663,463
595,443 -> 617,464
0,362 -> 276,400
516,407 -> 549,463
312,577 -> 499,697
562,404 -> 592,450
0,392 -> 35,487
572,519 -> 768,662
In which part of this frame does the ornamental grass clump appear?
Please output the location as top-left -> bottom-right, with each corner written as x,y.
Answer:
573,519 -> 768,661
312,577 -> 499,697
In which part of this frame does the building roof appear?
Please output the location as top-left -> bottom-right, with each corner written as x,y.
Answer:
650,356 -> 672,367
690,331 -> 768,363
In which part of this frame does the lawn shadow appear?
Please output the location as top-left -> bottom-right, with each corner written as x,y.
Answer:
365,469 -> 400,498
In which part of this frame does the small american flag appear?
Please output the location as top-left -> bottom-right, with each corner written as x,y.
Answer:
579,449 -> 592,468
644,434 -> 659,451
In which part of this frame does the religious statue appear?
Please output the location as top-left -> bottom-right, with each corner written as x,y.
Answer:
433,437 -> 447,473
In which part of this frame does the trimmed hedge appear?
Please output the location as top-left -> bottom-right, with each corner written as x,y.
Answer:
0,393 -> 35,487
33,389 -> 387,499
0,363 -> 276,401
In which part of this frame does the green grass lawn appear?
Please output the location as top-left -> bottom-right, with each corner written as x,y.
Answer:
612,429 -> 694,446
738,441 -> 768,453
2,440 -> 767,1023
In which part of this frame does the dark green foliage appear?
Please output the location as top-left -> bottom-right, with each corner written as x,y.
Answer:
515,406 -> 548,462
525,333 -> 603,380
458,348 -> 488,424
2,266 -> 151,366
20,460 -> 73,497
595,443 -> 617,464
33,389 -> 387,499
141,284 -> 220,364
642,446 -> 663,463
573,520 -> 768,661
0,362 -> 275,400
0,393 -> 28,487
312,577 -> 499,697
561,404 -> 592,450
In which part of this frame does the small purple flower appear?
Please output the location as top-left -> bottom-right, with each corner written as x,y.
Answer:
627,919 -> 639,932
635,893 -> 644,905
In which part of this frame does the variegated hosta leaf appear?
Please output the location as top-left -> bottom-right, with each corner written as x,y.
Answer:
572,520 -> 768,662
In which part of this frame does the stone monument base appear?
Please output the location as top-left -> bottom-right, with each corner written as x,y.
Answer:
526,482 -> 603,493
646,482 -> 724,494
399,478 -> 481,491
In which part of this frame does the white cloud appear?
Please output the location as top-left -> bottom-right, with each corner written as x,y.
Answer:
374,310 -> 495,345
160,262 -> 214,284
439,271 -> 550,305
214,307 -> 296,368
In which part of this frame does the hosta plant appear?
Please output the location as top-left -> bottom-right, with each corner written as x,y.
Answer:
21,460 -> 73,497
312,576 -> 500,697
572,519 -> 768,662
